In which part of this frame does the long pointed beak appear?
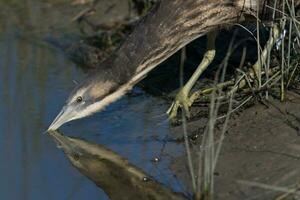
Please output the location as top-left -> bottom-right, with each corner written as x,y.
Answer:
48,106 -> 74,131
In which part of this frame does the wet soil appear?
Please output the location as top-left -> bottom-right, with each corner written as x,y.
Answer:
170,90 -> 300,200
20,1 -> 300,199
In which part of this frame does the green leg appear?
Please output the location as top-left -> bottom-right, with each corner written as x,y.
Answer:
167,31 -> 217,119
190,24 -> 282,103
252,24 -> 280,87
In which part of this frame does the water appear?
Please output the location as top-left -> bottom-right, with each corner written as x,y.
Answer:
0,1 -> 184,199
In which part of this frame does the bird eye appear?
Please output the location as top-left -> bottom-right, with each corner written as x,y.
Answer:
76,96 -> 83,103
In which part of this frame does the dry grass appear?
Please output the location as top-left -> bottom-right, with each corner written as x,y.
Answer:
72,1 -> 300,199
179,1 -> 300,200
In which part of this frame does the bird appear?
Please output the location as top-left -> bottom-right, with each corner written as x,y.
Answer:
48,0 -> 297,131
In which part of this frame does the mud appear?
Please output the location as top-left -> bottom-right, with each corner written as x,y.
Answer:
36,1 -> 300,199
170,90 -> 300,200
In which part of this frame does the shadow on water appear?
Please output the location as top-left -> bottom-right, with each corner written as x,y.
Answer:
0,1 -> 187,200
48,130 -> 186,200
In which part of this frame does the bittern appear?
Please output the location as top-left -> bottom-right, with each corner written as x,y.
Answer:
48,0 -> 298,130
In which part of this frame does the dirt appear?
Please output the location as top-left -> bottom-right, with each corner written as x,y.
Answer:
40,1 -> 300,199
170,90 -> 300,200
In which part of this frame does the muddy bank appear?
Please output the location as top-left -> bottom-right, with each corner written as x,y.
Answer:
29,1 -> 300,199
170,90 -> 300,200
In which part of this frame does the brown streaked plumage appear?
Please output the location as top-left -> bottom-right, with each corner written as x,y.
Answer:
48,0 -> 300,130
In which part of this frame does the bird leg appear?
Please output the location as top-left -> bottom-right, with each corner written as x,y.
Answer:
168,24 -> 282,120
251,24 -> 281,88
189,24 -> 282,103
167,31 -> 217,119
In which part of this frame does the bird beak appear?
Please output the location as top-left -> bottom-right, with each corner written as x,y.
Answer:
48,106 -> 74,131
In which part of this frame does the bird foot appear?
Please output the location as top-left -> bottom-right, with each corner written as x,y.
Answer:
167,89 -> 192,119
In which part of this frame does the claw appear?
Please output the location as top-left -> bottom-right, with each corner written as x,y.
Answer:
167,89 -> 192,119
167,32 -> 217,119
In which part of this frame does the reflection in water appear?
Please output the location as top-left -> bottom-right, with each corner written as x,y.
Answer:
48,130 -> 185,200
0,1 -> 185,199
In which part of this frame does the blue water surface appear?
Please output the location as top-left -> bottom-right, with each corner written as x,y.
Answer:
0,1 -> 185,200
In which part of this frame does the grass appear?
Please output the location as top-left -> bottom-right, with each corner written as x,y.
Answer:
179,1 -> 300,200
71,0 -> 300,199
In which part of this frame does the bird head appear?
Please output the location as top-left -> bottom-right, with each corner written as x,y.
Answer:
47,74 -> 124,131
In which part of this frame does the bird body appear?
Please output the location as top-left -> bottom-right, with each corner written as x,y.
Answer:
48,0 -> 299,130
